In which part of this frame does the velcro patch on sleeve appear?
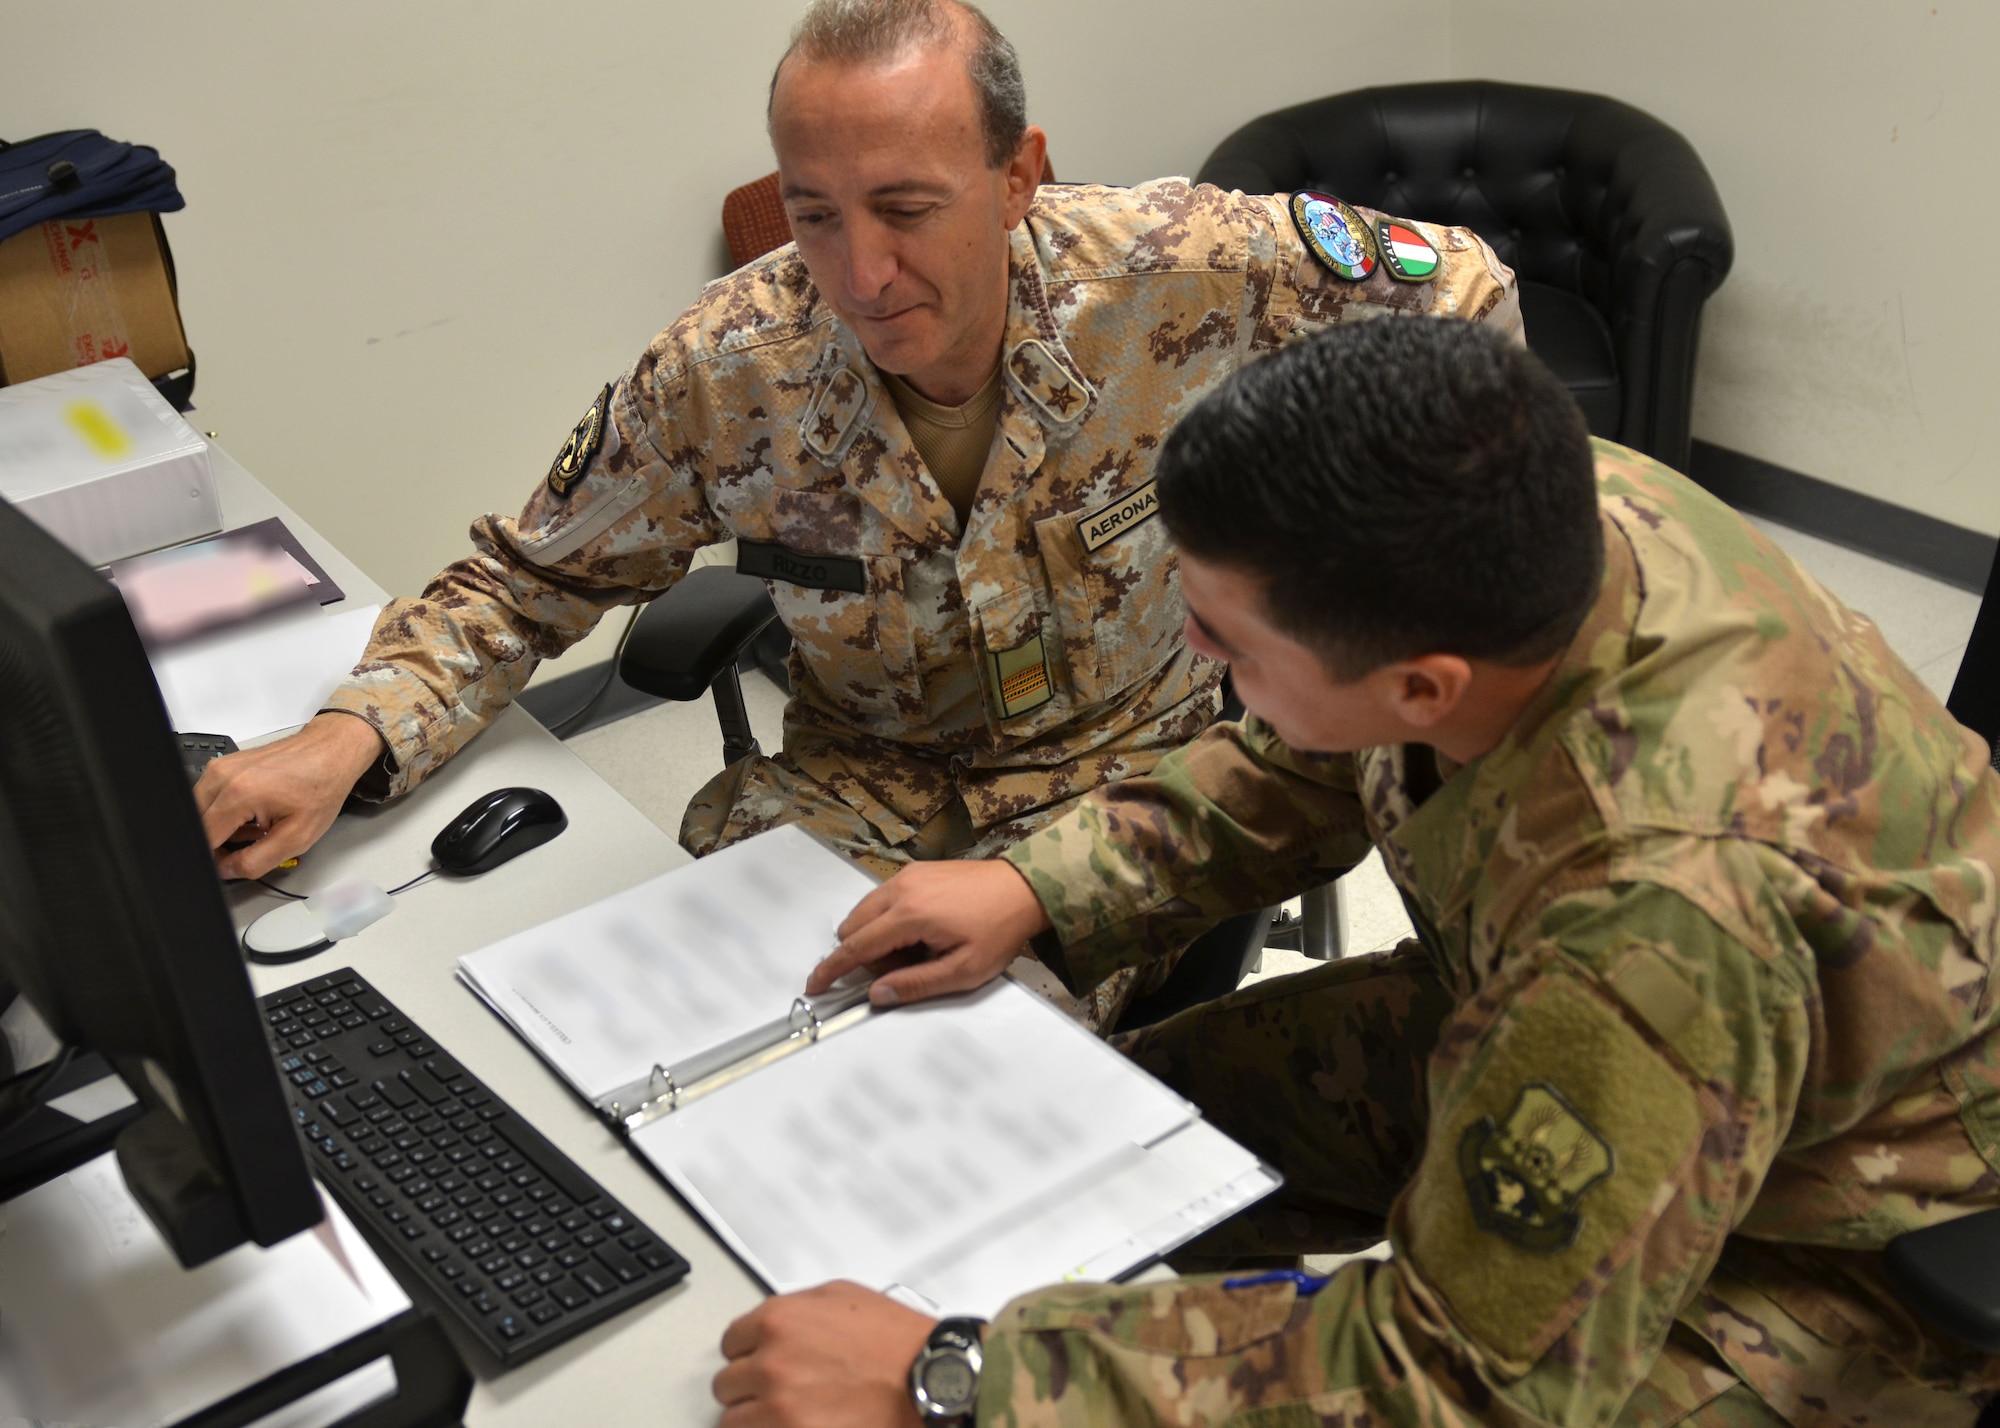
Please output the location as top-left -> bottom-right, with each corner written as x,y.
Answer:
1401,966 -> 1703,1367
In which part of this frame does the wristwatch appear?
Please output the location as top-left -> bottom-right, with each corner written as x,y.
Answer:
909,1316 -> 986,1423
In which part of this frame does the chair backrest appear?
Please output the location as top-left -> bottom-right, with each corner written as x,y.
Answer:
1196,81 -> 1733,468
721,156 -> 1060,270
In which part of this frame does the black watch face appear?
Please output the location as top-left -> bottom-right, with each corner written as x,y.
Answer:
920,1353 -> 977,1413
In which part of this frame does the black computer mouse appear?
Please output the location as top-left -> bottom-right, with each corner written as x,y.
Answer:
431,787 -> 568,876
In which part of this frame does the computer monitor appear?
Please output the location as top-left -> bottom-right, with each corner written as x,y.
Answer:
0,494 -> 321,1266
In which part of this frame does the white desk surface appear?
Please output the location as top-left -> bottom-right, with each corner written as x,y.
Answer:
212,447 -> 754,1424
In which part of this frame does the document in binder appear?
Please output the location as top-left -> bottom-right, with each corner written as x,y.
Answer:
456,825 -> 1279,1317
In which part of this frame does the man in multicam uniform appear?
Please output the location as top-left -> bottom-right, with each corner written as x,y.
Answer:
716,321 -> 2000,1425
192,0 -> 1516,1027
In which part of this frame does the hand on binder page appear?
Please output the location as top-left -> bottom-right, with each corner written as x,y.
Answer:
456,825 -> 1282,1318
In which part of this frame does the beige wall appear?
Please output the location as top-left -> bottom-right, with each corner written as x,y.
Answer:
1448,0 -> 2000,535
10,0 -> 1987,678
2,0 -> 1449,678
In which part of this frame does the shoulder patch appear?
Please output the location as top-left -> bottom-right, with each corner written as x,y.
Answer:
546,384 -> 611,500
1375,218 -> 1441,283
1289,192 -> 1376,281
1458,1083 -> 1612,1251
1401,967 -> 1707,1367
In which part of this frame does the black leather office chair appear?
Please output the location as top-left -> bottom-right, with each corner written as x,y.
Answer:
1886,545 -> 2000,1360
1197,80 -> 1734,471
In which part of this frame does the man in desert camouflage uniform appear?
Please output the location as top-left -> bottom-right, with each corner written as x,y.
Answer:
720,321 -> 2000,1424
194,0 -> 1516,1026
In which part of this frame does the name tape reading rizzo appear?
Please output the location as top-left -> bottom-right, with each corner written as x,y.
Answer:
1077,481 -> 1159,553
736,540 -> 868,594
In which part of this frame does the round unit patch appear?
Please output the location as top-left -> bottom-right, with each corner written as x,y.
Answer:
1375,219 -> 1441,283
1290,192 -> 1377,281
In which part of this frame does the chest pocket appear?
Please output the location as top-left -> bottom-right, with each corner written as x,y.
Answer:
1037,481 -> 1186,707
738,493 -> 926,726
971,581 -> 1075,742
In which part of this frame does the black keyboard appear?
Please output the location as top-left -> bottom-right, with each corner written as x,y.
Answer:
259,968 -> 689,1367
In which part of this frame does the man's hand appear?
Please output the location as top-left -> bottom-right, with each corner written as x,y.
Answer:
808,860 -> 1052,1009
194,712 -> 386,880
714,1281 -> 932,1428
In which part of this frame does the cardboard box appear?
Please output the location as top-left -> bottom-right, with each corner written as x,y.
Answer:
0,357 -> 217,565
0,211 -> 191,390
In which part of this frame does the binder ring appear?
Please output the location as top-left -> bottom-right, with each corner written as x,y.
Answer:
649,1064 -> 679,1110
789,997 -> 825,1042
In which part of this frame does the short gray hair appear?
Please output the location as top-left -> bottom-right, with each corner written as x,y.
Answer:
771,0 -> 1028,168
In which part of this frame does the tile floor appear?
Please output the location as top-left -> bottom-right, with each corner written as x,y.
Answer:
569,514 -> 1984,985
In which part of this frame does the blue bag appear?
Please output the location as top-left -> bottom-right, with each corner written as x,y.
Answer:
0,131 -> 184,245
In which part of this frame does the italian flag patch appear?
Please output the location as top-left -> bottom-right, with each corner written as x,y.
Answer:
1376,220 -> 1440,283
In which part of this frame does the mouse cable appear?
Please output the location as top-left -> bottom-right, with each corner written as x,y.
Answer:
256,865 -> 438,901
544,603 -> 645,740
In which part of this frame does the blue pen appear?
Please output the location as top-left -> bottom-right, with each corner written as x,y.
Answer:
1221,1269 -> 1331,1296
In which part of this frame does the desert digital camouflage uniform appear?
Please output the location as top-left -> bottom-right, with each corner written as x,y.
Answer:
985,440 -> 2000,1423
321,179 -> 1517,1024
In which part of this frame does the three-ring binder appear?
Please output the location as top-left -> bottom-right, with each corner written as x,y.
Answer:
599,982 -> 872,1134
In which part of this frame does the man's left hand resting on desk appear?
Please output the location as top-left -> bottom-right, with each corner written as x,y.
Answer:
715,1281 -> 933,1428
808,861 -> 1050,1009
194,711 -> 386,880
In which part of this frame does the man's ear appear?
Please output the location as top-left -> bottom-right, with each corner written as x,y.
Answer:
1377,654 -> 1474,730
1001,126 -> 1047,227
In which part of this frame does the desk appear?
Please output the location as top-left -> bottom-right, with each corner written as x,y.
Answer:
213,447 -> 755,1424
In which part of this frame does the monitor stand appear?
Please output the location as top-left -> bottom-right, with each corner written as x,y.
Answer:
0,1050 -> 143,1202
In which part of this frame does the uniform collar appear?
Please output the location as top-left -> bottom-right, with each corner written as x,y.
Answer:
795,227 -> 1099,547
1377,509 -> 1643,933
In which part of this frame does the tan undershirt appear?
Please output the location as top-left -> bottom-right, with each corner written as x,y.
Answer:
884,364 -> 1004,527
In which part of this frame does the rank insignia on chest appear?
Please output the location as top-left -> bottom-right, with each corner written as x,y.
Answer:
547,383 -> 612,500
1077,480 -> 1158,553
987,633 -> 1053,719
1375,219 -> 1441,283
1457,1083 -> 1612,1252
1290,192 -> 1377,281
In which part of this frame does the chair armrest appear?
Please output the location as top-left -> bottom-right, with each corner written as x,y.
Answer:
618,565 -> 780,702
1884,1207 -> 2000,1352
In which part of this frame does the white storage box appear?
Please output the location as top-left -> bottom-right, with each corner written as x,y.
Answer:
0,357 -> 217,565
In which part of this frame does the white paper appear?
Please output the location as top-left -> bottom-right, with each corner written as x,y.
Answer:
150,603 -> 379,742
0,1154 -> 409,1428
633,979 -> 1205,1308
457,824 -> 879,1102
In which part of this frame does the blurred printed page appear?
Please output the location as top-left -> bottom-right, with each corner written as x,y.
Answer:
632,979 -> 1204,1311
114,533 -> 316,644
110,516 -> 346,648
457,824 -> 880,1102
150,603 -> 380,743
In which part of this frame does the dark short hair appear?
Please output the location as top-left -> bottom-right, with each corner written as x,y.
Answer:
1157,320 -> 1603,680
772,0 -> 1028,169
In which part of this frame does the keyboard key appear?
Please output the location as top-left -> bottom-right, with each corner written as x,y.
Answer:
530,1302 -> 563,1325
428,1054 -> 466,1082
511,1287 -> 544,1308
551,1281 -> 591,1310
575,1266 -> 615,1298
373,1077 -> 417,1110
594,1244 -> 645,1284
496,1314 -> 524,1339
